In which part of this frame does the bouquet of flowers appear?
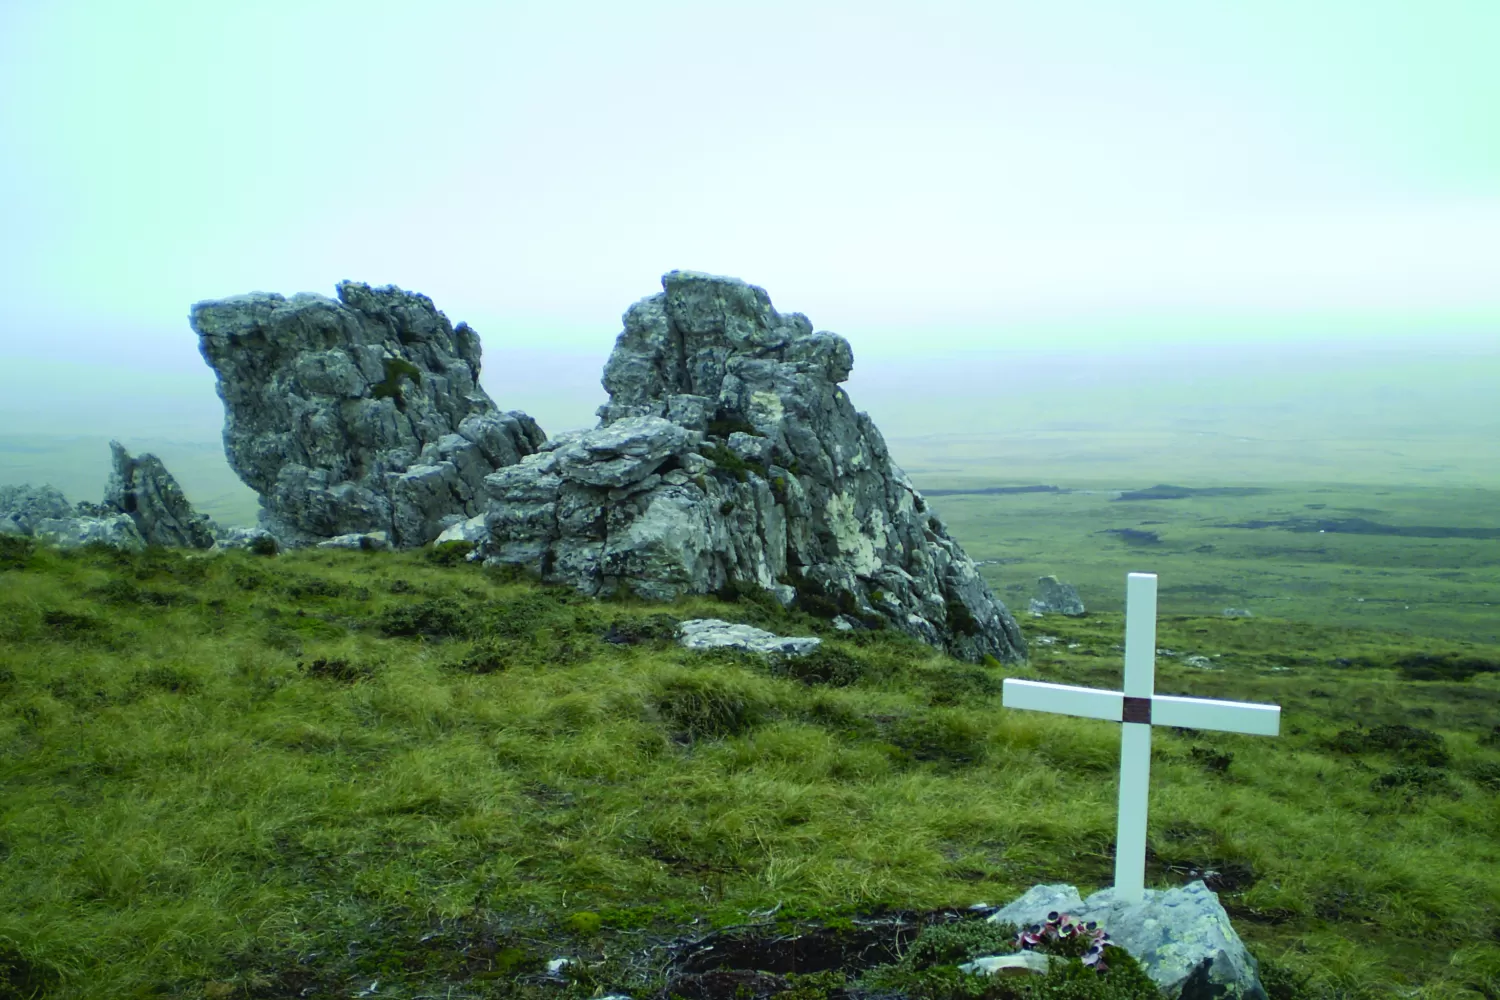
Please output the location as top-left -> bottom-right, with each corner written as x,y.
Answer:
1013,911 -> 1112,974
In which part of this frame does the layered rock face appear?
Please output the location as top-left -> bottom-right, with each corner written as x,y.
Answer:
479,270 -> 1026,664
102,441 -> 217,549
192,281 -> 546,548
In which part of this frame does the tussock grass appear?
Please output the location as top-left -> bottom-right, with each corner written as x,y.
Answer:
0,536 -> 1498,999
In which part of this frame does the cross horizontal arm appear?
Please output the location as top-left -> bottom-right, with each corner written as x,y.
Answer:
1151,695 -> 1280,736
1002,679 -> 1121,722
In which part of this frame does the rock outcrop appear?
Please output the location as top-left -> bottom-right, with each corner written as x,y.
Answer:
2,442 -> 217,552
981,881 -> 1267,1000
1029,575 -> 1085,616
0,484 -> 74,536
103,441 -> 217,549
191,281 -> 546,549
478,270 -> 1026,664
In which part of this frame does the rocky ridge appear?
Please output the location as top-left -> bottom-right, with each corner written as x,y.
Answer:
476,270 -> 1026,664
190,281 -> 545,549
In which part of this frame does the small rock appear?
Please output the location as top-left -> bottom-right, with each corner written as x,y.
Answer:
677,619 -> 821,657
434,513 -> 488,546
1222,608 -> 1254,618
31,514 -> 146,551
315,531 -> 391,550
1183,655 -> 1215,669
1029,575 -> 1086,616
960,951 -> 1062,977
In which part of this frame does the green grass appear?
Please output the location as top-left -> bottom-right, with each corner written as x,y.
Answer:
923,482 -> 1500,646
1,535 -> 1499,999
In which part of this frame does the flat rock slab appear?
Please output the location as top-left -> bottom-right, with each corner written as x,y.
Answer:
676,618 -> 822,657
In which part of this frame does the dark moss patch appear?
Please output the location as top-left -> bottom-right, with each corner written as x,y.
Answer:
603,614 -> 682,646
426,539 -> 476,566
1391,651 -> 1500,682
248,534 -> 280,556
770,646 -> 868,687
0,535 -> 39,571
1325,723 -> 1451,767
371,356 -> 423,413
707,413 -> 762,439
376,597 -> 472,640
297,657 -> 379,684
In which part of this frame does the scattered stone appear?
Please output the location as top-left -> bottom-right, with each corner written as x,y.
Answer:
31,514 -> 146,551
0,484 -> 74,535
959,951 -> 1062,977
103,441 -> 217,549
983,881 -> 1267,1000
1183,655 -> 1215,669
478,270 -> 1027,664
315,531 -> 391,551
191,280 -> 546,550
433,513 -> 490,546
1222,608 -> 1254,618
1028,575 -> 1085,616
676,618 -> 822,657
213,525 -> 279,551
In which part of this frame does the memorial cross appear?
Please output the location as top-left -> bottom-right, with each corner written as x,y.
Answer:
1002,572 -> 1281,904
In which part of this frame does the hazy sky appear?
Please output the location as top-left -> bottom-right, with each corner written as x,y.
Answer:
1,0 -> 1497,438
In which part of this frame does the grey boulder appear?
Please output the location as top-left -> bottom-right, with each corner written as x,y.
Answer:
1029,575 -> 1086,616
31,514 -> 146,551
983,881 -> 1267,1000
192,280 -> 546,550
676,619 -> 822,657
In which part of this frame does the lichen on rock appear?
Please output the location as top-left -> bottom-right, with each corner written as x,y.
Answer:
477,269 -> 1027,664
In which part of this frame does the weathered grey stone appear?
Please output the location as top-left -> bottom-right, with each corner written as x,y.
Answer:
32,514 -> 146,551
434,513 -> 489,546
676,619 -> 822,657
984,881 -> 1267,1000
959,952 -> 1062,977
213,525 -> 279,551
315,530 -> 390,550
478,270 -> 1026,664
191,281 -> 545,549
1222,607 -> 1254,618
103,441 -> 218,549
1028,575 -> 1086,616
0,484 -> 74,535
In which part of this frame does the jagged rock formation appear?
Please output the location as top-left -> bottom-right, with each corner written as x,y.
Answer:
478,270 -> 1027,664
191,281 -> 546,549
103,441 -> 217,549
1029,575 -> 1085,616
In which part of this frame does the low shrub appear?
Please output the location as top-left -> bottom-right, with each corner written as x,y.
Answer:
650,671 -> 769,740
426,539 -> 476,566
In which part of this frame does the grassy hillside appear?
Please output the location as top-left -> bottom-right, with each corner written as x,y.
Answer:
2,538 -> 1498,999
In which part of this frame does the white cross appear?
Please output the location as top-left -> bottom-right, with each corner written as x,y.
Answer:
1002,572 -> 1281,904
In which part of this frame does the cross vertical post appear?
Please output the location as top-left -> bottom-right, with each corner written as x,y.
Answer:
1115,572 -> 1157,903
1000,571 -> 1281,906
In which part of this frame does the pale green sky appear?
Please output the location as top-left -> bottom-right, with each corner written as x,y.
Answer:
0,0 -> 1496,392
